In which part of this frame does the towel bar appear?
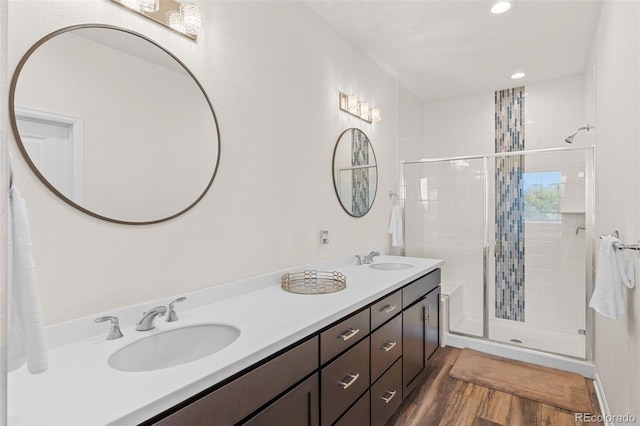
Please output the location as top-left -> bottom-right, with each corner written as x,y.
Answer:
599,230 -> 640,251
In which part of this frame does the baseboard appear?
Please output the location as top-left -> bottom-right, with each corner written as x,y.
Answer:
593,373 -> 611,425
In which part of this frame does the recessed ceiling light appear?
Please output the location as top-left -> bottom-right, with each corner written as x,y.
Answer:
511,72 -> 526,79
491,1 -> 512,14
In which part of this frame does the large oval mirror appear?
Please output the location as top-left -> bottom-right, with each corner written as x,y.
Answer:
332,128 -> 378,217
9,25 -> 220,224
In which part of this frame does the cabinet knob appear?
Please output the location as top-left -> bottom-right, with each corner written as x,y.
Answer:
338,373 -> 360,390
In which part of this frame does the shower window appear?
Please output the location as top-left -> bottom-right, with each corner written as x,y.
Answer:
523,171 -> 561,222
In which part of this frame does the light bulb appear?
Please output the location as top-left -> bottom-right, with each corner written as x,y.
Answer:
347,94 -> 359,115
180,3 -> 202,35
359,101 -> 370,121
139,0 -> 159,12
491,1 -> 512,14
121,0 -> 141,11
166,10 -> 185,33
371,107 -> 381,122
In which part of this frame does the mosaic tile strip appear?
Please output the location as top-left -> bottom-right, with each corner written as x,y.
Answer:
351,129 -> 370,216
495,86 -> 525,322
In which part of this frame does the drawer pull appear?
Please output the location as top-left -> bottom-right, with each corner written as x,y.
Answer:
338,328 -> 360,341
382,304 -> 397,314
381,341 -> 397,352
380,390 -> 397,404
338,373 -> 360,390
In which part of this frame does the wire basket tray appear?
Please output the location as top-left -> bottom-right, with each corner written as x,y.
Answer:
281,270 -> 347,295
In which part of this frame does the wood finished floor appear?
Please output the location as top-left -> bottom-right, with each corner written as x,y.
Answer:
387,347 -> 603,426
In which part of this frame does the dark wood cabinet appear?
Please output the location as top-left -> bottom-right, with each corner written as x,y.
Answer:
149,268 -> 441,426
402,278 -> 441,397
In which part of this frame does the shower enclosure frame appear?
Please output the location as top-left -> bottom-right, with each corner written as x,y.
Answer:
398,145 -> 596,361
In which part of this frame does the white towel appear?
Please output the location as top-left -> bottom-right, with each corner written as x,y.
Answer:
589,235 -> 636,319
7,186 -> 48,373
388,204 -> 404,247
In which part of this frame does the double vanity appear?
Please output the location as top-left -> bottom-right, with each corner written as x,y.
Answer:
8,255 -> 442,425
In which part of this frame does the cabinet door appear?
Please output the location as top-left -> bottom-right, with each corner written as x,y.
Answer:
402,287 -> 441,397
243,374 -> 319,426
425,287 -> 440,361
402,299 -> 426,395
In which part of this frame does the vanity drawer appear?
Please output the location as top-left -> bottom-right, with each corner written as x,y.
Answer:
334,390 -> 370,426
370,314 -> 402,382
320,308 -> 370,364
370,358 -> 402,426
154,337 -> 318,426
370,290 -> 401,331
402,269 -> 441,309
320,337 -> 370,426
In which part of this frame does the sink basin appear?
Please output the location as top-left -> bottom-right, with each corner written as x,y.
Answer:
108,324 -> 240,372
369,262 -> 414,271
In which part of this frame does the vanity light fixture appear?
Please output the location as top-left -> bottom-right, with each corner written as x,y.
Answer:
110,0 -> 202,40
339,92 -> 382,124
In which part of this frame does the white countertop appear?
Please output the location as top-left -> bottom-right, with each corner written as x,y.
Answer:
8,255 -> 443,426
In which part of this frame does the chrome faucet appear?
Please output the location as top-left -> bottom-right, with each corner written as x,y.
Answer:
362,251 -> 380,264
136,306 -> 168,331
166,297 -> 187,322
355,255 -> 363,266
94,316 -> 123,340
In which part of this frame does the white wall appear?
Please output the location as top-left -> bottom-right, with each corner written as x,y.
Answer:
423,93 -> 494,158
6,0 -> 398,324
591,1 -> 640,419
397,83 -> 425,162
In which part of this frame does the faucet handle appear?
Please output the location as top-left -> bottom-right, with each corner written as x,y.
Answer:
167,297 -> 187,322
355,255 -> 363,266
94,316 -> 123,340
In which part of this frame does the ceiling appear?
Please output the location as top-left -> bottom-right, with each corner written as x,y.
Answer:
306,0 -> 603,103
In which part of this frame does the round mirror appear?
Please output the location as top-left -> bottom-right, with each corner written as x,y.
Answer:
9,25 -> 220,224
332,128 -> 378,217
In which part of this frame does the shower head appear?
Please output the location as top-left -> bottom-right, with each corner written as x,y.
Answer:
564,124 -> 593,143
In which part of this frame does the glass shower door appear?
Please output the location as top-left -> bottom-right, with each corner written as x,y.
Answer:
403,158 -> 487,337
